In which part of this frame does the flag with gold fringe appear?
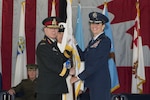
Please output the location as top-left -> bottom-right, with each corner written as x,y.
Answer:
74,2 -> 85,97
102,2 -> 120,92
131,0 -> 145,94
13,1 -> 27,86
62,0 -> 83,100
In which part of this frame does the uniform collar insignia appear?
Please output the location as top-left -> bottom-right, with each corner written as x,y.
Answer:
52,47 -> 58,51
52,18 -> 57,25
47,39 -> 52,44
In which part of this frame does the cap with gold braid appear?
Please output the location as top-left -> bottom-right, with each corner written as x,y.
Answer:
42,16 -> 60,28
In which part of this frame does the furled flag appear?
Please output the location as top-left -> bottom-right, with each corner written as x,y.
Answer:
131,0 -> 145,94
102,2 -> 120,92
74,2 -> 85,97
13,1 -> 27,86
62,0 -> 83,100
75,3 -> 84,51
51,0 -> 56,16
62,0 -> 74,100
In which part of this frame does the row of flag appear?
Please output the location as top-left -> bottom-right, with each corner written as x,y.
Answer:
102,0 -> 146,94
59,0 -> 145,95
0,0 -> 145,96
62,0 -> 120,99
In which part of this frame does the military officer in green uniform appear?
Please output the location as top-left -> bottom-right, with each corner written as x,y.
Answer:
8,64 -> 38,100
36,17 -> 75,100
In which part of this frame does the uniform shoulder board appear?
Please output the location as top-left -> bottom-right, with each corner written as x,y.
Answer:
42,38 -> 46,41
39,39 -> 46,45
40,42 -> 46,45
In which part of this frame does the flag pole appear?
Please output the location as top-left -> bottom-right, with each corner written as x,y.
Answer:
136,0 -> 140,36
131,0 -> 145,93
102,1 -> 120,92
70,54 -> 76,100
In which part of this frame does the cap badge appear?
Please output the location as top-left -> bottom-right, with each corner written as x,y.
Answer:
93,12 -> 97,18
52,18 -> 57,25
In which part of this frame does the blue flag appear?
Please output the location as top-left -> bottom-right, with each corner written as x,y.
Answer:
74,3 -> 85,97
103,3 -> 120,92
75,4 -> 85,51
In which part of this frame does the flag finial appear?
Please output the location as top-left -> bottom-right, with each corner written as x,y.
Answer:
21,1 -> 25,6
136,1 -> 140,18
78,0 -> 80,3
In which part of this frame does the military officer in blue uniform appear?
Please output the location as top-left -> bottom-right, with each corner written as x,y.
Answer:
36,17 -> 75,100
71,12 -> 111,100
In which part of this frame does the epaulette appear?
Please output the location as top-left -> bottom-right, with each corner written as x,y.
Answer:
39,39 -> 46,45
40,42 -> 46,45
42,38 -> 46,41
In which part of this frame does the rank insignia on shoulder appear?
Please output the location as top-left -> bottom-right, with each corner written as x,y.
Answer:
42,38 -> 46,41
40,42 -> 46,45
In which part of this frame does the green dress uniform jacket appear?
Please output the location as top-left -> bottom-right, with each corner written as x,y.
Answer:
13,78 -> 37,100
36,36 -> 70,94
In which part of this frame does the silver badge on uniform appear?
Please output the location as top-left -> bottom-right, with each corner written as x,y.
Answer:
90,40 -> 101,48
52,47 -> 58,52
93,12 -> 97,19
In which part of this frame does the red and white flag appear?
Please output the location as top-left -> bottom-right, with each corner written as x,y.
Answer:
131,1 -> 145,93
51,0 -> 56,16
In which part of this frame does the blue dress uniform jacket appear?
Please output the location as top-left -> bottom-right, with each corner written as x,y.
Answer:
77,33 -> 111,100
36,36 -> 69,94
